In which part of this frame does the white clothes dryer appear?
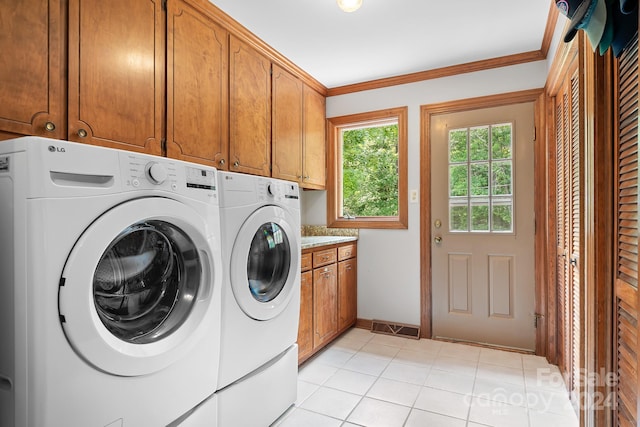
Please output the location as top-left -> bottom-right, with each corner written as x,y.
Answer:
216,171 -> 300,426
0,137 -> 222,427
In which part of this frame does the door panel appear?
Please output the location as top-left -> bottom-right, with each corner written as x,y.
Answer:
0,0 -> 65,138
229,35 -> 271,176
613,34 -> 639,427
430,102 -> 536,350
68,0 -> 163,153
167,0 -> 228,167
553,60 -> 583,406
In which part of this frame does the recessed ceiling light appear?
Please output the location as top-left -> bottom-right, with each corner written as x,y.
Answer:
337,0 -> 363,13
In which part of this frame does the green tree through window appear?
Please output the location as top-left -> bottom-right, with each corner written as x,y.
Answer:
342,124 -> 399,217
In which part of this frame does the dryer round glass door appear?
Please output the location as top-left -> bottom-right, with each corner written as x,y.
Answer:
247,222 -> 291,303
230,205 -> 300,320
59,197 -> 216,376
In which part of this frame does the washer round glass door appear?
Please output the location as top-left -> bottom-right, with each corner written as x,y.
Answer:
93,220 -> 199,344
59,197 -> 214,376
230,205 -> 300,320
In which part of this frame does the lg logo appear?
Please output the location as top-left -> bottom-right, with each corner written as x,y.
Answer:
48,145 -> 66,153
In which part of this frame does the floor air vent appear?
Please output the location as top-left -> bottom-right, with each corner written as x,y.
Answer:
371,320 -> 420,340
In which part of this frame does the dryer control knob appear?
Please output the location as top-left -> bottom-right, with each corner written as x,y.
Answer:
146,162 -> 168,184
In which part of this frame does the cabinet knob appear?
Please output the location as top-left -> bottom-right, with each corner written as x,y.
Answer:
219,159 -> 225,166
77,128 -> 88,138
44,121 -> 56,132
304,175 -> 310,180
233,161 -> 239,168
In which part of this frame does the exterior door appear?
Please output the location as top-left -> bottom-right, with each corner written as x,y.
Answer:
430,102 -> 536,350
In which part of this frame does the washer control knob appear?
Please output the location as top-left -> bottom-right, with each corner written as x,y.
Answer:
267,184 -> 275,196
146,162 -> 168,184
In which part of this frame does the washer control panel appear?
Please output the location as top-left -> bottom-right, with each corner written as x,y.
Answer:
119,153 -> 216,198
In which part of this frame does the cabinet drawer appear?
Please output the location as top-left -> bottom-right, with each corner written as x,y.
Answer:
301,253 -> 312,272
313,248 -> 337,267
338,244 -> 357,261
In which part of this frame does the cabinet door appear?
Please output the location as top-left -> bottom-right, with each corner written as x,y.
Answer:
338,258 -> 357,332
302,86 -> 326,189
297,270 -> 313,362
313,264 -> 337,349
272,65 -> 303,182
0,0 -> 65,139
229,35 -> 271,176
167,0 -> 228,168
68,0 -> 163,154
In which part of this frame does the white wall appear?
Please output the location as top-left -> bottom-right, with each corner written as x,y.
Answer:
302,26 -> 565,325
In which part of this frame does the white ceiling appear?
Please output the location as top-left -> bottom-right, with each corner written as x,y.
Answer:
209,0 -> 554,89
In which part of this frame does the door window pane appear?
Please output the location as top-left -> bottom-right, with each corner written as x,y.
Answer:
492,161 -> 512,195
470,126 -> 489,161
449,165 -> 468,197
471,201 -> 490,231
470,163 -> 489,196
492,202 -> 513,232
492,124 -> 512,159
447,123 -> 514,233
449,129 -> 468,162
450,203 -> 468,232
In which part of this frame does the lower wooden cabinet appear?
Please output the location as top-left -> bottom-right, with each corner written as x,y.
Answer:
313,263 -> 338,349
338,258 -> 357,332
298,241 -> 357,364
298,269 -> 314,362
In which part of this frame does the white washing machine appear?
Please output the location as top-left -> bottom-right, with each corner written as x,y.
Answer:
0,137 -> 222,427
216,171 -> 300,426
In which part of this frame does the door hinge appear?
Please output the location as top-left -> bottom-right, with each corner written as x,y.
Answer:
533,313 -> 544,328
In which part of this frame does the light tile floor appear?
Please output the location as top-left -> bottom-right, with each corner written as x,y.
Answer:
273,328 -> 579,427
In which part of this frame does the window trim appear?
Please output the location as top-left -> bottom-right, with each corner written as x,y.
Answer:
327,106 -> 408,229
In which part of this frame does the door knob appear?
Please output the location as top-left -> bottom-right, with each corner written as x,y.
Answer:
434,236 -> 442,244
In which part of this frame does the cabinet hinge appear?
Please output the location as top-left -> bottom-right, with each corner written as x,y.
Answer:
161,138 -> 167,153
161,0 -> 167,11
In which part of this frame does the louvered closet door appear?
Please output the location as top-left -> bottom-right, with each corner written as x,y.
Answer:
554,59 -> 583,409
614,33 -> 639,427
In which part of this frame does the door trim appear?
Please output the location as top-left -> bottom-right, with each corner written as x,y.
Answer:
419,89 -> 545,353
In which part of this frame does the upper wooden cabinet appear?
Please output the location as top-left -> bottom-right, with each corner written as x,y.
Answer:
272,66 -> 326,189
67,0 -> 163,154
272,65 -> 303,183
0,0 -> 325,181
229,35 -> 272,177
167,0 -> 228,168
302,86 -> 326,189
0,0 -> 65,140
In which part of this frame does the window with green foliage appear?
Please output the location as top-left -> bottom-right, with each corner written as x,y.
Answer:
327,107 -> 408,229
448,123 -> 513,233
